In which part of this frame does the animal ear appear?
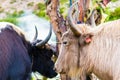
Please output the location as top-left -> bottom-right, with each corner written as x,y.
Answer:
84,34 -> 93,44
79,33 -> 93,46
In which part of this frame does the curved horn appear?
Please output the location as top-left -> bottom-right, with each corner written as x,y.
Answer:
86,9 -> 96,27
32,25 -> 38,41
36,23 -> 52,47
68,1 -> 81,37
90,9 -> 96,27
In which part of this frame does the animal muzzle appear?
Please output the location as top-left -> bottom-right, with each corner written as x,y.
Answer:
54,64 -> 66,74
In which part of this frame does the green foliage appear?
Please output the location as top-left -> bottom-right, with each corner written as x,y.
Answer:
92,0 -> 102,4
0,10 -> 23,25
60,7 -> 65,14
0,17 -> 18,25
33,1 -> 69,19
6,10 -> 24,18
10,0 -> 16,4
33,10 -> 49,20
111,0 -> 117,2
105,7 -> 120,22
60,0 -> 68,4
27,2 -> 34,6
36,3 -> 46,10
33,2 -> 49,19
31,76 -> 35,80
60,0 -> 69,18
91,0 -> 120,23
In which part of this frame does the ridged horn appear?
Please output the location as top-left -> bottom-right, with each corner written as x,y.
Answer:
90,9 -> 96,27
87,9 -> 96,27
36,23 -> 52,47
32,25 -> 38,41
68,1 -> 81,37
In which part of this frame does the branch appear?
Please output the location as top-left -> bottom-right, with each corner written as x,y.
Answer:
46,0 -> 67,55
46,0 -> 70,80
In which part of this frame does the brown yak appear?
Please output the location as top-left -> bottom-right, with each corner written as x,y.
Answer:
54,1 -> 120,80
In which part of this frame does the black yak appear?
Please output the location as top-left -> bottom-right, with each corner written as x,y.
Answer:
0,22 -> 57,80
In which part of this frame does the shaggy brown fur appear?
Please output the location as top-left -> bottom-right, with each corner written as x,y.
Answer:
55,19 -> 120,80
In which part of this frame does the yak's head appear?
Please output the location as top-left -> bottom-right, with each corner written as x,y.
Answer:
31,24 -> 57,78
54,1 -> 95,78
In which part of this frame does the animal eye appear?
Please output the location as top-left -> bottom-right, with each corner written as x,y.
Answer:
63,41 -> 67,44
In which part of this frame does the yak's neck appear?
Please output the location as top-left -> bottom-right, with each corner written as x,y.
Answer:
81,19 -> 120,80
23,41 -> 33,63
86,30 -> 120,80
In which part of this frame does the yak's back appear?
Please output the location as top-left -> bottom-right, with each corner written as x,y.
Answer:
0,23 -> 31,80
99,19 -> 120,34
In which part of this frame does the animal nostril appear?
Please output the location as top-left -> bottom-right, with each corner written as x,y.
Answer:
53,67 -> 60,73
54,67 -> 64,74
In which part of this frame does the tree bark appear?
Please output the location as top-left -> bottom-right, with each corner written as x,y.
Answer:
46,0 -> 67,56
46,0 -> 70,80
78,0 -> 84,22
103,0 -> 110,6
78,0 -> 90,22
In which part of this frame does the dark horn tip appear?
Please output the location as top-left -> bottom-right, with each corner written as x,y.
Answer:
35,23 -> 52,47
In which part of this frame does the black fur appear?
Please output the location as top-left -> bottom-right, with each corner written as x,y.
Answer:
0,24 -> 57,80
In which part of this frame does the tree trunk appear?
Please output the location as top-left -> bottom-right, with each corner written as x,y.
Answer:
78,0 -> 84,22
103,0 -> 110,6
78,0 -> 90,22
46,0 -> 67,56
46,0 -> 70,80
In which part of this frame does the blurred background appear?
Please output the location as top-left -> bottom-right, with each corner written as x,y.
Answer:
0,0 -> 56,43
